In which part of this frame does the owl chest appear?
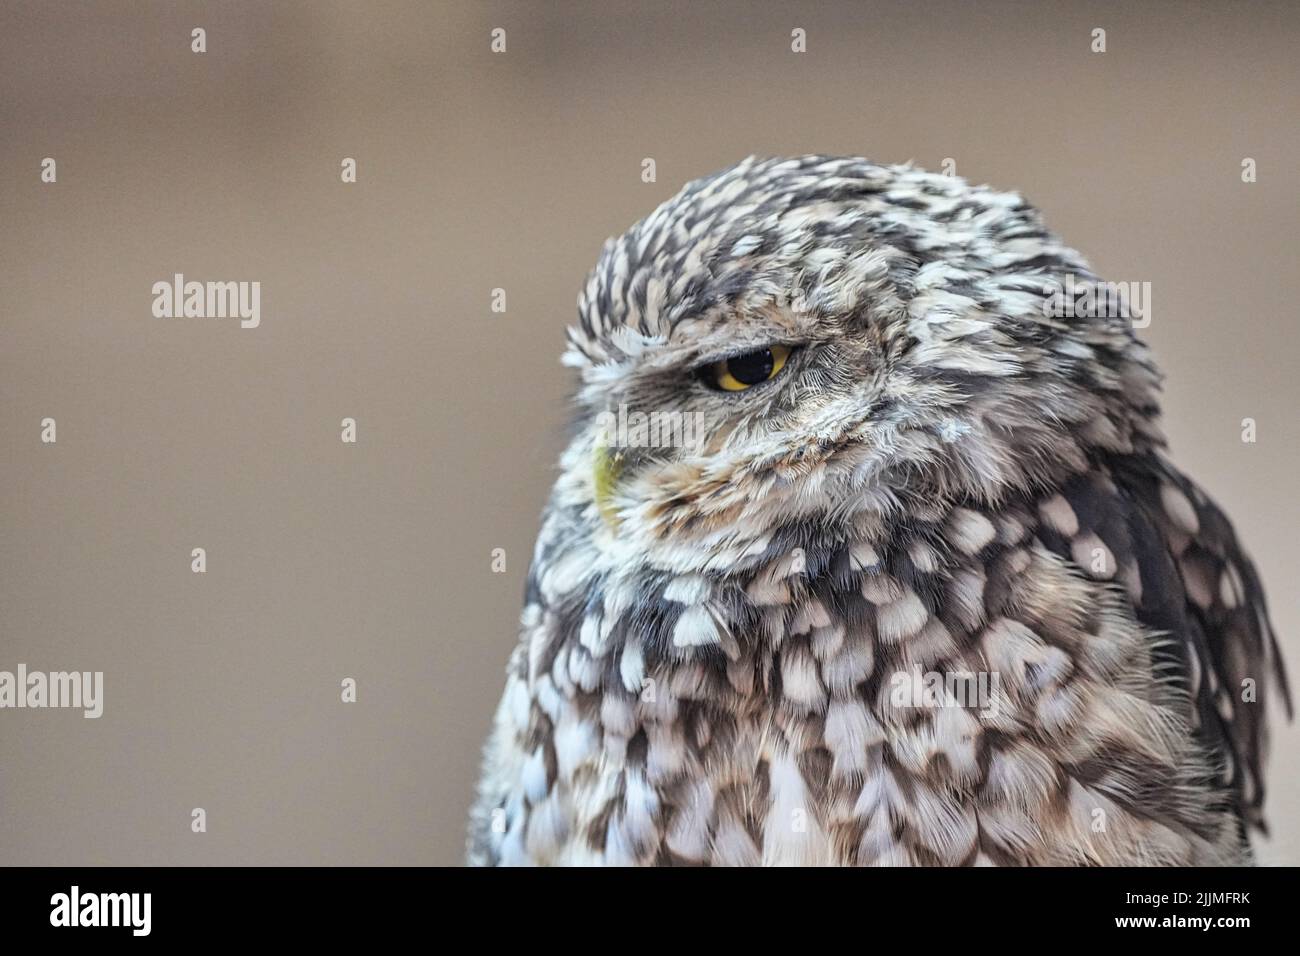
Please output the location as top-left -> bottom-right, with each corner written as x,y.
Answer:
545,691 -> 983,867
497,513 -> 1236,865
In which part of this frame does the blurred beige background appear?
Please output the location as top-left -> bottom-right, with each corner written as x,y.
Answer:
1,0 -> 1296,865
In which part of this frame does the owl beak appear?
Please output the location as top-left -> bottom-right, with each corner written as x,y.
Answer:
593,444 -> 626,530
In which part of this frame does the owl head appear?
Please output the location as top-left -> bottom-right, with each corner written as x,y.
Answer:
557,156 -> 1160,576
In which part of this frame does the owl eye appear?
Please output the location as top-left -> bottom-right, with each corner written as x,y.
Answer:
705,345 -> 792,392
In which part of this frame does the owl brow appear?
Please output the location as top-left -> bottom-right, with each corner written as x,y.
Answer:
686,341 -> 805,371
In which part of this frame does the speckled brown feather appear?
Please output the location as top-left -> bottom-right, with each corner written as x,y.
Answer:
468,156 -> 1287,866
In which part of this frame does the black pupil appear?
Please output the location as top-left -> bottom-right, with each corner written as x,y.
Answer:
727,349 -> 774,385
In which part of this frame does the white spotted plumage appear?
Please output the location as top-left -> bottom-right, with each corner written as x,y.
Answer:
468,156 -> 1289,866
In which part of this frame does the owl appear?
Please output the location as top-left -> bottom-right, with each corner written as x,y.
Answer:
468,155 -> 1289,866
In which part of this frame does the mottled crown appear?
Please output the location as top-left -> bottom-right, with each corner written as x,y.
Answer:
567,154 -> 1095,368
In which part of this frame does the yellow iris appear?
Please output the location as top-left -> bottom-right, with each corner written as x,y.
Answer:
708,345 -> 791,391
